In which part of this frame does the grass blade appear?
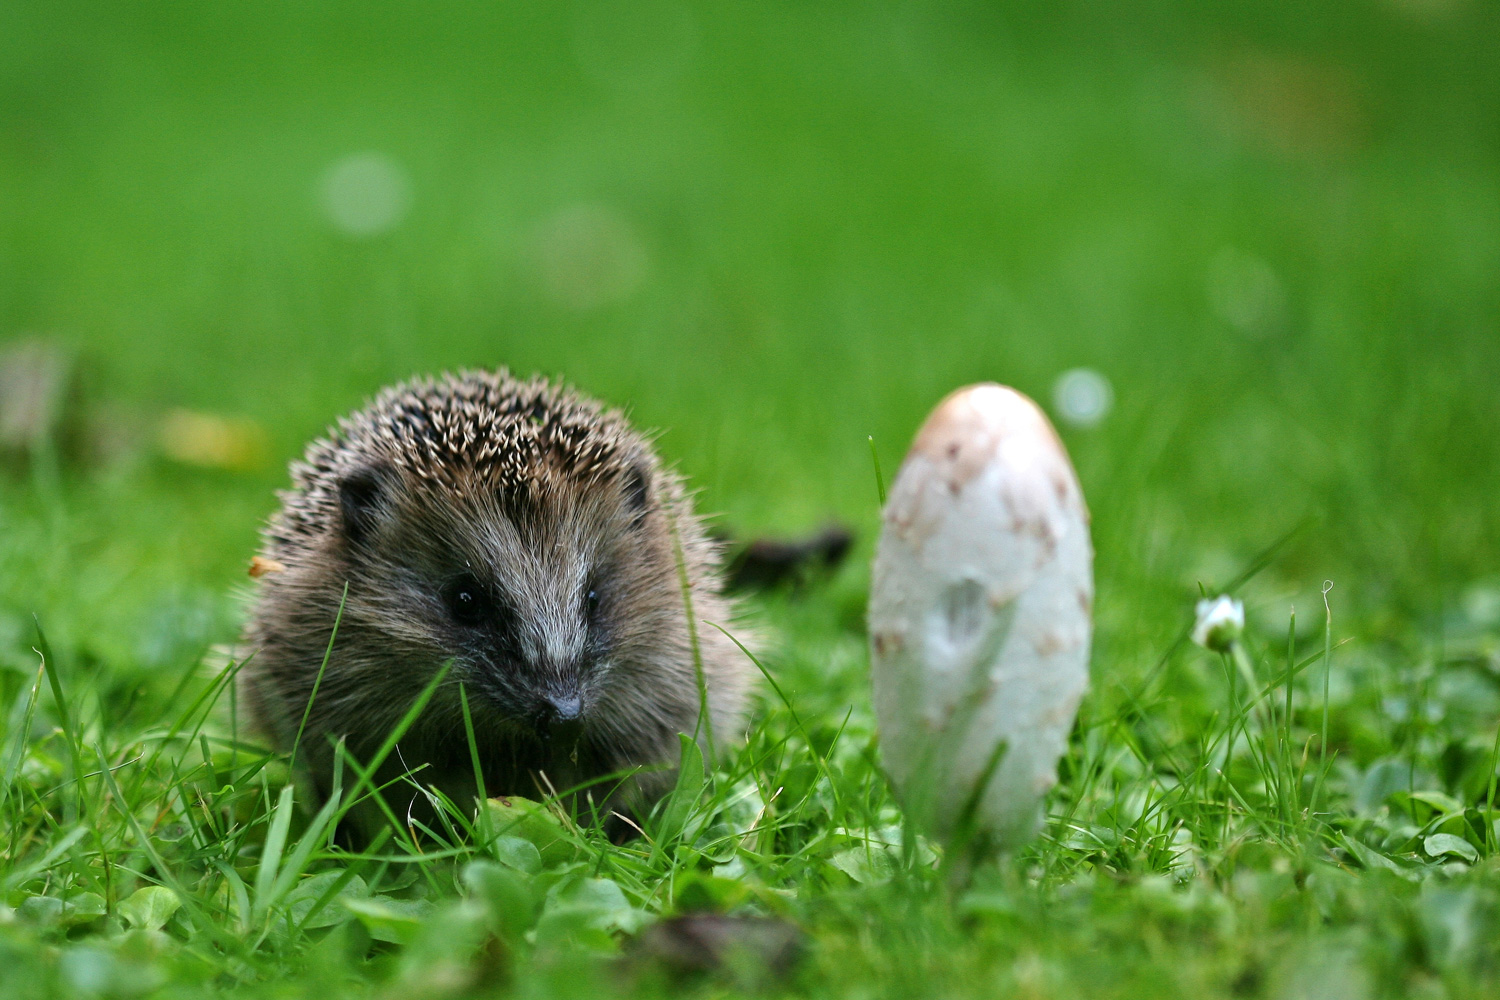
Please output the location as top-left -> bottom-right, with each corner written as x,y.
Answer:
0,659 -> 45,814
33,617 -> 89,819
666,507 -> 713,766
291,582 -> 348,772
253,785 -> 296,921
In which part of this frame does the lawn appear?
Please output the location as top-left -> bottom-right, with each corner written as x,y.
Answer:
3,1 -> 1500,997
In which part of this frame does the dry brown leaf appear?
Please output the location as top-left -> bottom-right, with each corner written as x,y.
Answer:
248,556 -> 286,578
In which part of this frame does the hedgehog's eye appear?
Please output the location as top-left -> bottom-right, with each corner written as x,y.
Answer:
443,574 -> 491,626
585,588 -> 602,620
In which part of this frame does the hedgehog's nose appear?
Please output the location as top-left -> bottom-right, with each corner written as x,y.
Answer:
538,692 -> 584,747
547,694 -> 582,723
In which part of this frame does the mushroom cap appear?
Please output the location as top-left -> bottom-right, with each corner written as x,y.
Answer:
869,384 -> 1093,848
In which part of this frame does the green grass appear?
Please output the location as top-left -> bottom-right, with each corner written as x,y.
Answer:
3,1 -> 1500,996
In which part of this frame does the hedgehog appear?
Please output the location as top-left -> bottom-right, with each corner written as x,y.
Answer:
239,369 -> 753,834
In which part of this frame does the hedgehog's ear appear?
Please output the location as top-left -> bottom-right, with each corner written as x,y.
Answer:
623,462 -> 652,524
338,464 -> 395,544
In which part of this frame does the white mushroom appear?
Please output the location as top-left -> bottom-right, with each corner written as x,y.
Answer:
869,384 -> 1093,851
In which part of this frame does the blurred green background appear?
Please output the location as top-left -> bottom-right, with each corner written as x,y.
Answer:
2,0 -> 1497,669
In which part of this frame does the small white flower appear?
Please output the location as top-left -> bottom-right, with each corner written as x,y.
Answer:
1193,595 -> 1244,652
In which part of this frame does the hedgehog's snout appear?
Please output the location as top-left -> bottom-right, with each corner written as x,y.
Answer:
535,687 -> 585,747
546,692 -> 582,722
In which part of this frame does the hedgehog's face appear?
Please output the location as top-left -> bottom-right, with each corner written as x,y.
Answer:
328,456 -> 688,750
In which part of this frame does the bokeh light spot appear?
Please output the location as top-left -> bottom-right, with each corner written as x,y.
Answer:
1208,248 -> 1287,337
319,153 -> 411,238
535,204 -> 648,311
1052,368 -> 1114,428
572,1 -> 698,92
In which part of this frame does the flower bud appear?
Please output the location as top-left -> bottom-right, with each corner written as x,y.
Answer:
1192,595 -> 1244,652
